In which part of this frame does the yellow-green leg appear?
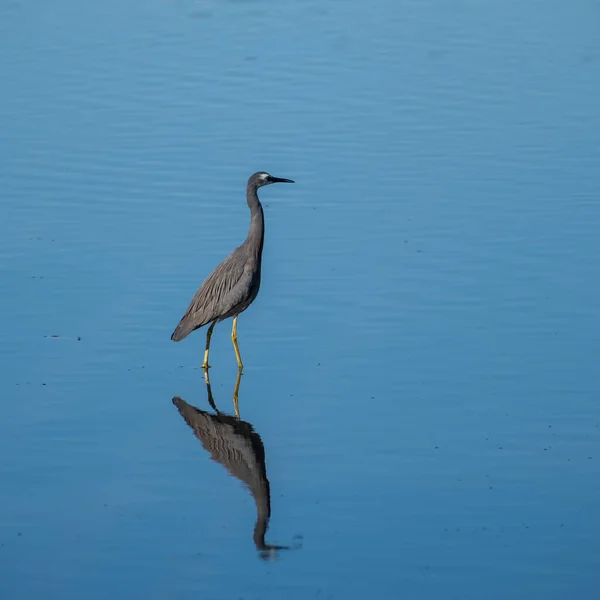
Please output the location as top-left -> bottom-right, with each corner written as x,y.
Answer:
233,366 -> 242,419
231,316 -> 243,369
202,321 -> 216,370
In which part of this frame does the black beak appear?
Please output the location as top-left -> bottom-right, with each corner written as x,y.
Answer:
269,176 -> 295,184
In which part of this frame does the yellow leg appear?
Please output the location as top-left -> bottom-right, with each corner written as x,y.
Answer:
231,316 -> 243,369
233,366 -> 242,419
202,321 -> 216,370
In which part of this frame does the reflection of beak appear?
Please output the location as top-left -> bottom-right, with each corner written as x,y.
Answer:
269,176 -> 295,184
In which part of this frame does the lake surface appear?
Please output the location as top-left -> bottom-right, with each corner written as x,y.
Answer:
1,1 -> 599,598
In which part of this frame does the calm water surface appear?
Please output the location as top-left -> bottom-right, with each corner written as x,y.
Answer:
1,1 -> 599,598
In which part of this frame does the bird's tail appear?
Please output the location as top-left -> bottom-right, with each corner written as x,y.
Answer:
171,319 -> 194,342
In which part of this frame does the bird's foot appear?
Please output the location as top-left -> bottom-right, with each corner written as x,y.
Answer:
201,363 -> 211,370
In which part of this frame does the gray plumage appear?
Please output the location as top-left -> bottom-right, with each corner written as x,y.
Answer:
171,171 -> 294,344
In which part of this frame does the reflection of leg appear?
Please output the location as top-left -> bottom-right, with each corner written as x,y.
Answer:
202,321 -> 216,369
233,366 -> 242,419
203,368 -> 218,412
231,316 -> 243,369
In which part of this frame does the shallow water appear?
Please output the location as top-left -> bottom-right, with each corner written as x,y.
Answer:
1,1 -> 599,598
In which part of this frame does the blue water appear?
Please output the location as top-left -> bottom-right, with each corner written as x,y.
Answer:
1,1 -> 599,598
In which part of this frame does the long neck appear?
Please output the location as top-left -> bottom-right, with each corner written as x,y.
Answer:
245,184 -> 265,259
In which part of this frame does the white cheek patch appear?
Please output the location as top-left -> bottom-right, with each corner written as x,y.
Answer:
260,173 -> 270,180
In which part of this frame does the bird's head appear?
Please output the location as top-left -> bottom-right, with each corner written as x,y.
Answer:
249,172 -> 295,188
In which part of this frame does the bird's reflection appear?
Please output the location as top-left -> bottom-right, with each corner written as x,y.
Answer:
172,369 -> 291,560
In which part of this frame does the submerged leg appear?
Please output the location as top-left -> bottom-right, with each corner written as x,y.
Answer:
231,316 -> 243,369
202,321 -> 216,370
233,366 -> 242,419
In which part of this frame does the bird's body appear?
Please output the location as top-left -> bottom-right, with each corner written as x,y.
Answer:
170,220 -> 263,342
171,171 -> 294,369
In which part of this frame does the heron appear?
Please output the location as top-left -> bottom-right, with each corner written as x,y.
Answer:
171,171 -> 294,369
